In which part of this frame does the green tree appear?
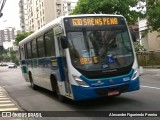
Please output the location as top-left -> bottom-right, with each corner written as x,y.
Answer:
146,0 -> 160,31
0,47 -> 7,55
0,56 -> 3,62
3,55 -> 10,62
10,50 -> 19,64
15,31 -> 33,45
134,42 -> 146,52
71,0 -> 144,24
0,48 -> 8,62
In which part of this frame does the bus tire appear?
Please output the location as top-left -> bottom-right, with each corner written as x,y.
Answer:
29,72 -> 38,90
51,75 -> 65,102
55,83 -> 66,102
50,75 -> 57,92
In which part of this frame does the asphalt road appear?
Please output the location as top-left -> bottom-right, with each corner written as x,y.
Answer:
0,67 -> 160,120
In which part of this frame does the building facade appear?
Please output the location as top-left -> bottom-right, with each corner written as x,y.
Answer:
0,28 -> 15,43
139,19 -> 160,50
26,0 -> 63,31
0,30 -> 4,46
0,28 -> 17,50
19,0 -> 78,31
63,0 -> 77,16
19,0 -> 29,32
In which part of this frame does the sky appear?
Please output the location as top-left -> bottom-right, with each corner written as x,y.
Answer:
0,0 -> 78,31
0,0 -> 144,31
0,0 -> 20,30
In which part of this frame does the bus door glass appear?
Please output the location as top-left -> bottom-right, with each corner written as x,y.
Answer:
55,27 -> 71,95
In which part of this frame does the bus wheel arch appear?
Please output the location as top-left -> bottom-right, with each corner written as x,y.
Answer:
50,75 -> 57,91
50,75 -> 66,102
29,71 -> 38,90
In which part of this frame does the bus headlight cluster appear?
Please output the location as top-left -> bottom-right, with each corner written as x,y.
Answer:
73,76 -> 89,87
131,68 -> 139,80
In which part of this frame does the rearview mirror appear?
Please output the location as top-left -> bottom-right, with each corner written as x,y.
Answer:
60,36 -> 69,49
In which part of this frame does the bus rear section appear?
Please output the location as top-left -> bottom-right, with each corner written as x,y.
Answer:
62,15 -> 140,101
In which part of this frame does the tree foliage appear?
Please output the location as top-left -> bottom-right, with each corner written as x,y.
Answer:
0,48 -> 18,64
0,46 -> 6,55
15,31 -> 33,45
146,0 -> 160,31
134,42 -> 146,52
71,0 -> 144,24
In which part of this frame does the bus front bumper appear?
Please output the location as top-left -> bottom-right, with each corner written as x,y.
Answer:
71,78 -> 140,101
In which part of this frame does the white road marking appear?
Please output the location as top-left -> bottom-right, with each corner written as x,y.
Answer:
0,87 -> 21,112
0,95 -> 7,97
141,85 -> 160,90
0,104 -> 15,106
0,98 -> 9,100
0,100 -> 12,103
0,108 -> 19,111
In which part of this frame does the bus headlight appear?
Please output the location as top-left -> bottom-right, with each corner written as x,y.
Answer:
73,76 -> 89,87
131,68 -> 139,80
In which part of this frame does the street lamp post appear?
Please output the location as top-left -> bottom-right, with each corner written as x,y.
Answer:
0,0 -> 7,18
0,13 -> 3,17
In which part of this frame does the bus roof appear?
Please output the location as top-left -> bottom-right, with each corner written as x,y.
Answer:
19,14 -> 124,46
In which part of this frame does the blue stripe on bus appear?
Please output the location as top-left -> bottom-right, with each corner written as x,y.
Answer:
57,57 -> 65,81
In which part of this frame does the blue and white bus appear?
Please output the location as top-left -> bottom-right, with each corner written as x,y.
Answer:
19,14 -> 140,101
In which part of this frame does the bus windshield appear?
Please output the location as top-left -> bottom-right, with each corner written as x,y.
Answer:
67,29 -> 134,72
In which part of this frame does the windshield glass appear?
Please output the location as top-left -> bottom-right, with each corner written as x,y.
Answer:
67,29 -> 134,71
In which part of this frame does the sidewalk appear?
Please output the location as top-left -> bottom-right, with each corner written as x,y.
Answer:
139,66 -> 160,76
143,65 -> 160,69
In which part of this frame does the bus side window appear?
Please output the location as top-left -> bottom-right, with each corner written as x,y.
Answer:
31,39 -> 38,58
26,42 -> 32,59
20,47 -> 25,60
44,30 -> 55,57
37,35 -> 45,57
24,44 -> 27,59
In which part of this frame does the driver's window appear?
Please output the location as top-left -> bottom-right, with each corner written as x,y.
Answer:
116,31 -> 131,51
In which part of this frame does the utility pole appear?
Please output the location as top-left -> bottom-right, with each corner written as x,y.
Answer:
0,0 -> 7,18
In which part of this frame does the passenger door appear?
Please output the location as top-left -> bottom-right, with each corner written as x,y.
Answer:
54,26 -> 71,96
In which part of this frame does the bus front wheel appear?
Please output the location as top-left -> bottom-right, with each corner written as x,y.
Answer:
55,83 -> 66,102
51,76 -> 66,102
29,73 -> 38,90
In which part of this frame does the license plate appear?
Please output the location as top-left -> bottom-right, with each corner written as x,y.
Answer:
108,90 -> 119,96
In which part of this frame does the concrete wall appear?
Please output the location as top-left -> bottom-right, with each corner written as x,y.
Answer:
139,19 -> 160,51
140,34 -> 149,50
148,31 -> 160,50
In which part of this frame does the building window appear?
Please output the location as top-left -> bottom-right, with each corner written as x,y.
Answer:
42,2 -> 43,7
